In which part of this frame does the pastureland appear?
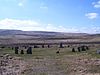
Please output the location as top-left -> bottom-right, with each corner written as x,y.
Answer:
0,44 -> 100,75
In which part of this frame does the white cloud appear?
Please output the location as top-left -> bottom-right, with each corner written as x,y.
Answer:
40,2 -> 48,10
0,18 -> 40,30
40,6 -> 48,9
92,0 -> 100,8
18,2 -> 23,7
18,0 -> 26,7
85,13 -> 98,19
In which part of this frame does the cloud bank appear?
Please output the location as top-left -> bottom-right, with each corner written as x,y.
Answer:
0,18 -> 100,33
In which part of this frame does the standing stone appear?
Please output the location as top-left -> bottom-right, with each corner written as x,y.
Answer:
85,46 -> 89,50
20,50 -> 24,54
81,46 -> 86,51
68,45 -> 70,48
24,46 -> 27,49
48,45 -> 50,48
56,51 -> 59,54
42,45 -> 44,48
27,47 -> 32,54
77,47 -> 81,52
59,43 -> 63,48
34,45 -> 38,48
72,48 -> 75,52
15,47 -> 19,54
29,47 -> 32,54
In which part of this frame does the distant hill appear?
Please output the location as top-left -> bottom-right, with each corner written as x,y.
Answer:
0,29 -> 88,38
0,29 -> 100,44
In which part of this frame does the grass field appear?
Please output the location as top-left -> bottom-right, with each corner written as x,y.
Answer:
0,45 -> 100,75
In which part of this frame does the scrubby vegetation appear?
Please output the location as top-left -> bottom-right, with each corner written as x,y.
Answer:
0,44 -> 100,75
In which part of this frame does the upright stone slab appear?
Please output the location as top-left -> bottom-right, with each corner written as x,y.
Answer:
81,46 -> 86,51
59,43 -> 63,48
85,46 -> 89,50
68,45 -> 70,48
24,46 -> 27,49
48,45 -> 50,48
42,45 -> 44,48
34,45 -> 38,48
20,50 -> 24,54
27,47 -> 32,54
77,47 -> 81,52
15,47 -> 19,54
72,48 -> 75,52
29,47 -> 32,54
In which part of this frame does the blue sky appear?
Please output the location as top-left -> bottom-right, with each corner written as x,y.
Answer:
0,0 -> 100,33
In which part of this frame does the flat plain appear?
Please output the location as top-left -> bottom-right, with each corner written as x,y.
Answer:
0,44 -> 100,75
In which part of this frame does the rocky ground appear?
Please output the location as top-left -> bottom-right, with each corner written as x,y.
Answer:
0,54 -> 27,75
0,54 -> 100,75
